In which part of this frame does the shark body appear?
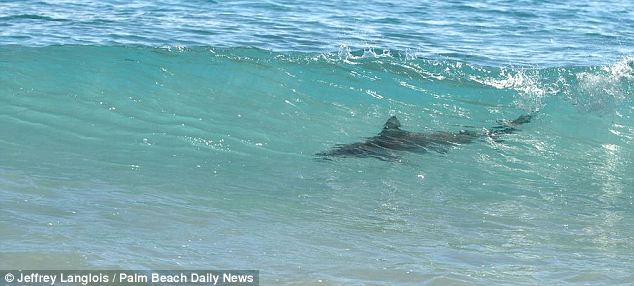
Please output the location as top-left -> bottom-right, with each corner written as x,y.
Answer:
316,114 -> 533,160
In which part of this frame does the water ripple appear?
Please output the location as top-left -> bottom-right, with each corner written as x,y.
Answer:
0,0 -> 633,65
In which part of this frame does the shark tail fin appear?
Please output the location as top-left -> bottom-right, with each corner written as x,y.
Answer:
495,113 -> 536,127
384,116 -> 401,130
488,112 -> 538,137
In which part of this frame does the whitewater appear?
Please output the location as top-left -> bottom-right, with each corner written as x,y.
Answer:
1,1 -> 633,285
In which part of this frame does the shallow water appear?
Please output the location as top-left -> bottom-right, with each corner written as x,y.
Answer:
1,46 -> 633,285
1,1 -> 634,285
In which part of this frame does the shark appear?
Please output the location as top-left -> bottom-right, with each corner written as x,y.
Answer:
316,114 -> 534,160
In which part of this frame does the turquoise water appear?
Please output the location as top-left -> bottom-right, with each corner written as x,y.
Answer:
1,1 -> 634,285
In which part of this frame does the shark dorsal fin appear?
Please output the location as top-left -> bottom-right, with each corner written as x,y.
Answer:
383,116 -> 401,130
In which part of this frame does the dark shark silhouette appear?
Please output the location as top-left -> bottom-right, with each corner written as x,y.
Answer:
316,114 -> 533,160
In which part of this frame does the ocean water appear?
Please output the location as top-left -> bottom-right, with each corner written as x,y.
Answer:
1,1 -> 633,285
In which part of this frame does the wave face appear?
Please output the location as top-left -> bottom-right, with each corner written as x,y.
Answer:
1,0 -> 634,65
1,45 -> 633,284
